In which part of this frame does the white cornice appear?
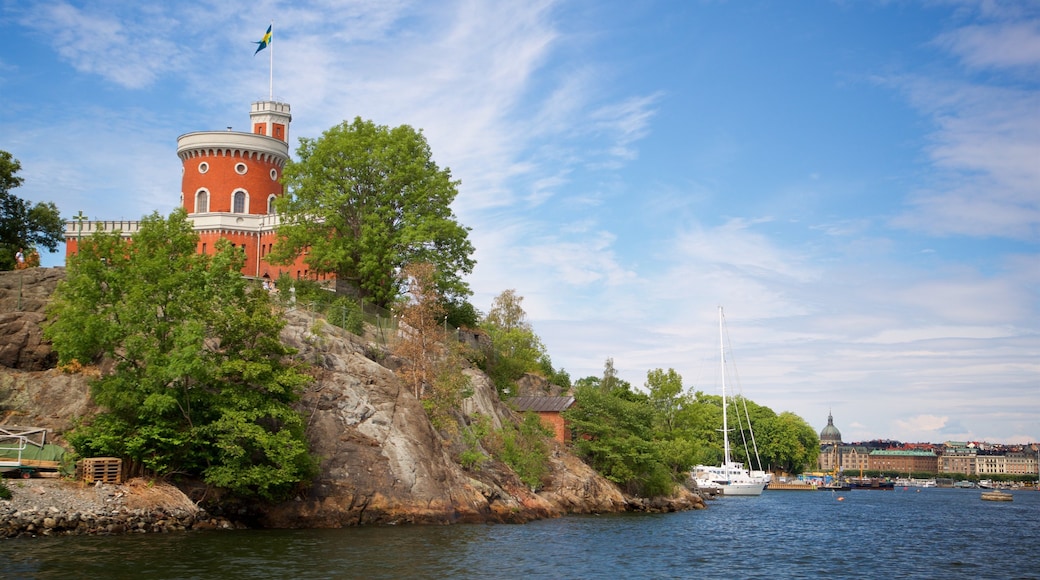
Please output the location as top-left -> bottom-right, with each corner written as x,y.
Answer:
176,131 -> 289,165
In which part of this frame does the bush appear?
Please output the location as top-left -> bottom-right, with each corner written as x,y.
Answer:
458,415 -> 491,471
483,412 -> 552,490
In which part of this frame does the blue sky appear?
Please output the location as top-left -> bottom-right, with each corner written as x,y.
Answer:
2,1 -> 1038,444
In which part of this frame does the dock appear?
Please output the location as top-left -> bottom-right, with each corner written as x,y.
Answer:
766,481 -> 818,491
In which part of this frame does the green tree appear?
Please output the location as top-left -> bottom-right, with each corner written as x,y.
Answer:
481,290 -> 552,396
757,412 -> 820,474
270,117 -> 476,310
645,368 -> 684,434
643,368 -> 702,480
0,150 -> 64,270
45,210 -> 315,501
565,381 -> 674,497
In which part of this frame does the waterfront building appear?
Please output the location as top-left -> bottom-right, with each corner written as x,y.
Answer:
818,444 -> 871,474
939,445 -> 976,475
64,100 -> 320,282
975,451 -> 1007,476
868,449 -> 939,474
1004,450 -> 1038,476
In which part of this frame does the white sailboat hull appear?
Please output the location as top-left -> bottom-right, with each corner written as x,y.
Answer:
721,481 -> 766,496
693,462 -> 768,496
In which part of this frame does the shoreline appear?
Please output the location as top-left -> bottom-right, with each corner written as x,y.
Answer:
0,478 -> 237,539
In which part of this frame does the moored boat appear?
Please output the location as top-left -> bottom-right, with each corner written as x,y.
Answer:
847,477 -> 894,490
690,307 -> 767,497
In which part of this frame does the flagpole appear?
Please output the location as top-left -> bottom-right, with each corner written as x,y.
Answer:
269,21 -> 274,101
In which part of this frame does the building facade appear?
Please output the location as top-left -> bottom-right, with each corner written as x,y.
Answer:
868,449 -> 940,474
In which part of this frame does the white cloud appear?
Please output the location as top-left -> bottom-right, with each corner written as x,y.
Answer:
889,15 -> 1040,240
934,21 -> 1040,71
18,2 -> 187,90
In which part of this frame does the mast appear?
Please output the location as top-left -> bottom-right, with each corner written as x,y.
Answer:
269,21 -> 274,100
720,306 -> 730,466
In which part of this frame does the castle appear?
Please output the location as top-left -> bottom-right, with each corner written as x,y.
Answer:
63,99 -> 324,282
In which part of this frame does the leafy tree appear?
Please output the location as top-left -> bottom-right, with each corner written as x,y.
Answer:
645,368 -> 684,433
270,117 -> 476,311
481,290 -> 552,396
45,209 -> 315,501
538,354 -> 571,390
757,412 -> 820,474
643,368 -> 701,479
393,261 -> 471,429
0,150 -> 64,270
565,381 -> 674,497
599,357 -> 630,394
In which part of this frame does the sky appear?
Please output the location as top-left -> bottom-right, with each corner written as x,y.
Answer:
2,0 -> 1038,445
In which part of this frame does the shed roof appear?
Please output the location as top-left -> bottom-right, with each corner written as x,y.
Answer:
512,396 -> 575,413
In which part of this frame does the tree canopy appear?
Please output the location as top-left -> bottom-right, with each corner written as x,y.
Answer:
566,362 -> 820,496
0,150 -> 64,270
269,117 -> 476,311
45,209 -> 316,501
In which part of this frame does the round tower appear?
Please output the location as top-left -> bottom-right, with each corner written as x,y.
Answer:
176,100 -> 305,279
177,101 -> 290,217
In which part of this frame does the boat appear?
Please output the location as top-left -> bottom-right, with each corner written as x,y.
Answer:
980,490 -> 1013,502
691,307 -> 768,497
847,477 -> 895,490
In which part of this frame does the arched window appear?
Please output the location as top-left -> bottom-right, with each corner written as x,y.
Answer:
233,190 -> 247,213
195,190 -> 209,213
267,194 -> 277,214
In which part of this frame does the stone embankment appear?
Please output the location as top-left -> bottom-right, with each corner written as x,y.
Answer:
0,478 -> 236,538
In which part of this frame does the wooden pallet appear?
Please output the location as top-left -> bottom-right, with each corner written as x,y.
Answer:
79,457 -> 122,484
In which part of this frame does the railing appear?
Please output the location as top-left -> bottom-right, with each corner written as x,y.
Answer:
64,220 -> 143,237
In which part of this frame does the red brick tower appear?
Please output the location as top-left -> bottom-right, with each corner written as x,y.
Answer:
176,101 -> 314,280
65,101 -> 322,282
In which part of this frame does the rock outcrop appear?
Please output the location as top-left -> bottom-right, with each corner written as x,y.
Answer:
0,268 -> 704,528
0,267 -> 61,371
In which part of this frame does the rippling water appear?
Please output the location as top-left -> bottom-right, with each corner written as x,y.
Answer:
2,487 -> 1038,579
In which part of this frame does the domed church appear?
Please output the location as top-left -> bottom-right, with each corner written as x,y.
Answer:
820,411 -> 842,445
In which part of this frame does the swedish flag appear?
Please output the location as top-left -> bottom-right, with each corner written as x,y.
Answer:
254,25 -> 272,55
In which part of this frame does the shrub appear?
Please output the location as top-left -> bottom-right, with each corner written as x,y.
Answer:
484,412 -> 552,490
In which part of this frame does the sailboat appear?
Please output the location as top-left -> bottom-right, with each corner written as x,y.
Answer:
691,307 -> 769,496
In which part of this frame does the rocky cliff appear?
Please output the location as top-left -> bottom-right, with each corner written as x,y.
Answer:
0,268 -> 703,527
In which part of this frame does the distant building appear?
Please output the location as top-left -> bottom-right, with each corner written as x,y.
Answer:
818,445 -> 870,474
819,411 -> 842,446
868,449 -> 939,474
939,442 -> 976,475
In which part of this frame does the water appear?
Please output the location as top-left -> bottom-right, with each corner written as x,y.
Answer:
2,487 -> 1038,579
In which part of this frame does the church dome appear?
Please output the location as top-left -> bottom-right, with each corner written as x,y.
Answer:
820,412 -> 842,445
